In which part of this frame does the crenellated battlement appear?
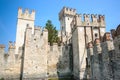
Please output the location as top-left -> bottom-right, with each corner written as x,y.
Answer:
84,14 -> 90,22
72,14 -> 105,27
87,31 -> 116,61
0,44 -> 5,48
87,32 -> 113,48
74,14 -> 82,26
59,7 -> 76,20
34,26 -> 41,30
25,26 -> 48,41
8,41 -> 15,49
87,25 -> 120,80
111,24 -> 120,39
18,8 -> 35,21
86,24 -> 120,56
0,42 -> 16,53
98,15 -> 105,27
0,42 -> 20,62
48,43 -> 60,51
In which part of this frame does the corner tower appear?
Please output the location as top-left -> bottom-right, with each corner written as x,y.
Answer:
15,8 -> 35,54
59,7 -> 76,43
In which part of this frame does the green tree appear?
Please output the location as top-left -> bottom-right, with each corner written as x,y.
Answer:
45,20 -> 60,45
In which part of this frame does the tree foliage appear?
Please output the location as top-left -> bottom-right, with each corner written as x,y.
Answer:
45,20 -> 60,46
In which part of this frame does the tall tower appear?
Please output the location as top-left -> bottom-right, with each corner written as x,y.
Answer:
15,8 -> 35,54
71,13 -> 106,79
59,7 -> 76,43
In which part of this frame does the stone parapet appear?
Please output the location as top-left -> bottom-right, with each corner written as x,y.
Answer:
0,44 -> 5,48
18,8 -> 35,21
8,41 -> 16,49
87,26 -> 120,80
59,7 -> 76,20
71,14 -> 105,29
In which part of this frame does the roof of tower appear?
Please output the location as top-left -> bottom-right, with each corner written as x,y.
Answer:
59,7 -> 76,20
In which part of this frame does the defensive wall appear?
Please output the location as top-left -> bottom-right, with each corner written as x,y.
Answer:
87,25 -> 120,80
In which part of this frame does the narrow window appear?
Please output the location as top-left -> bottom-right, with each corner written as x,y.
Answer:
26,24 -> 29,27
95,33 -> 98,37
68,18 -> 69,20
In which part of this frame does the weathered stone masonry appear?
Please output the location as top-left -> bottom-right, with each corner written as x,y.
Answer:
87,25 -> 120,80
0,7 -> 120,80
0,8 -> 72,80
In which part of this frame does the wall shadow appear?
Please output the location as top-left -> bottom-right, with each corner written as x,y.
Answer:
56,43 -> 74,80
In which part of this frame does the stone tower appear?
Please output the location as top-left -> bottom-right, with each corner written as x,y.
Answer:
15,8 -> 35,54
59,7 -> 76,43
59,7 -> 106,79
71,13 -> 106,79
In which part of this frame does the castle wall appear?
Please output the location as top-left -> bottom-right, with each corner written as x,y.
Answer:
72,26 -> 93,79
22,26 -> 72,79
47,44 -> 72,77
78,27 -> 87,79
113,35 -> 120,79
23,27 -> 48,79
47,44 -> 61,77
87,28 -> 120,80
0,43 -> 21,80
72,27 -> 80,79
0,45 -> 5,78
0,26 -> 73,80
101,40 -> 114,80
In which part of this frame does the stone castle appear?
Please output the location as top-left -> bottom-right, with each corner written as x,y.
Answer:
0,7 -> 120,80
